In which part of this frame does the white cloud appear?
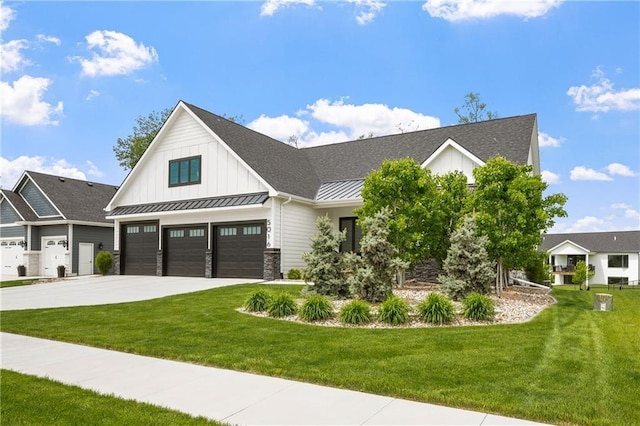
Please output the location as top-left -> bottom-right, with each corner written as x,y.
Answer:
569,166 -> 613,182
248,114 -> 310,141
86,89 -> 100,101
0,156 -> 88,189
422,0 -> 563,22
348,0 -> 386,25
567,67 -> 640,113
611,203 -> 631,209
606,162 -> 637,177
260,0 -> 316,17
0,75 -> 64,125
625,209 -> 640,220
248,98 -> 440,148
86,160 -> 104,178
0,39 -> 29,73
541,170 -> 560,184
0,1 -> 16,32
538,131 -> 564,148
36,34 -> 61,46
71,30 -> 158,77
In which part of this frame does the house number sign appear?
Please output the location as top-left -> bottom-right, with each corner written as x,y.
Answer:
266,219 -> 272,248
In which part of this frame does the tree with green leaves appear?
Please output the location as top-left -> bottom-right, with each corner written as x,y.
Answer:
454,92 -> 498,124
302,215 -> 348,296
113,108 -> 172,170
347,207 -> 408,302
432,171 -> 471,264
467,156 -> 567,296
573,260 -> 594,291
439,215 -> 495,300
357,158 -> 441,268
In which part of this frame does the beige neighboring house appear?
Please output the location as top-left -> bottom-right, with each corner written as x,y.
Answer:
105,100 -> 542,280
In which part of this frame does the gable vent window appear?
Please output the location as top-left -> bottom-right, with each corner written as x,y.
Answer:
169,156 -> 201,187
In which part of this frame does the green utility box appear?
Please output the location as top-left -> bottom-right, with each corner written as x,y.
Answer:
594,293 -> 613,311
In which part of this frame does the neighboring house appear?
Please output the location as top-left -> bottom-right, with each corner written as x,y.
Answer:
0,171 -> 118,277
105,101 -> 541,280
540,231 -> 640,286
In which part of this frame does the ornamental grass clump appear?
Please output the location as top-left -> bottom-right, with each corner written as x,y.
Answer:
378,296 -> 411,325
463,292 -> 495,321
300,295 -> 334,322
339,300 -> 372,325
267,292 -> 297,318
417,293 -> 455,325
244,289 -> 272,312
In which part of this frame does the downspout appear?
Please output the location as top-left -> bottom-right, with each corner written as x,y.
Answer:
280,196 -> 292,274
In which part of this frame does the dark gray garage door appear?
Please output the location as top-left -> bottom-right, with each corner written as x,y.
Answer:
122,222 -> 158,275
214,222 -> 265,278
164,226 -> 207,277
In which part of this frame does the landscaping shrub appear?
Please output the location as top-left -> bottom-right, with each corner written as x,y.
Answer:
439,276 -> 468,302
462,293 -> 495,321
378,296 -> 410,325
302,215 -> 349,296
339,300 -> 372,325
267,292 -> 297,318
287,268 -> 303,280
299,295 -> 334,322
244,289 -> 272,312
95,251 -> 113,275
417,293 -> 455,325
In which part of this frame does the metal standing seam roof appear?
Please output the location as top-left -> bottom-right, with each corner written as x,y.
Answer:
540,231 -> 640,253
315,180 -> 365,201
108,193 -> 269,216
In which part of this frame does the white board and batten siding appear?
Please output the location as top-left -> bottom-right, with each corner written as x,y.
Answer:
424,143 -> 480,183
282,201 -> 320,274
115,109 -> 268,207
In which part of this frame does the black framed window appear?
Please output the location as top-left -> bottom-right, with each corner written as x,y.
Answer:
608,276 -> 628,285
608,255 -> 628,268
169,156 -> 201,187
340,217 -> 362,253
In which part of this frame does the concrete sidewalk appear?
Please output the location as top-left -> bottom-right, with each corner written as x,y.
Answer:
1,333 -> 548,425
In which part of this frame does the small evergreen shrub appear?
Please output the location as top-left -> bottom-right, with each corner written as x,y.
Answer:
95,251 -> 113,275
462,293 -> 495,321
439,276 -> 468,301
244,289 -> 272,312
417,293 -> 455,325
300,295 -> 334,322
267,292 -> 297,318
287,268 -> 303,280
339,300 -> 371,325
378,296 -> 410,325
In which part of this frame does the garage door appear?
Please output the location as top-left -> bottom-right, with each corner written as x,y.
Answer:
215,222 -> 265,278
42,238 -> 67,277
122,223 -> 158,275
164,226 -> 207,277
1,240 -> 24,275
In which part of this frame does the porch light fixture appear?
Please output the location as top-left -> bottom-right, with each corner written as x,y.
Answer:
61,240 -> 68,248
18,240 -> 27,249
98,242 -> 104,250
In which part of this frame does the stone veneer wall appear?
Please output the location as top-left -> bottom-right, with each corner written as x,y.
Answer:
406,258 -> 441,283
156,251 -> 163,276
112,251 -> 121,275
205,250 -> 213,278
263,248 -> 281,280
24,252 -> 40,277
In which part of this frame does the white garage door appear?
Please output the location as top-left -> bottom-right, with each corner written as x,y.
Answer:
1,240 -> 24,275
42,238 -> 67,277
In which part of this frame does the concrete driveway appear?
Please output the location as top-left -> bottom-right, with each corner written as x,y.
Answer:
0,275 -> 262,311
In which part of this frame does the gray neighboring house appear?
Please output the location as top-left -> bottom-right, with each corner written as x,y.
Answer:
0,171 -> 118,277
540,231 -> 640,286
105,100 -> 541,280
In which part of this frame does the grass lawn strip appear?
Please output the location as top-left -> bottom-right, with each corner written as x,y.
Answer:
1,284 -> 638,426
0,278 -> 40,288
1,369 -> 223,425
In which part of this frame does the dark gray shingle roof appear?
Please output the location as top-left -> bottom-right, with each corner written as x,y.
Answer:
183,102 -> 321,199
24,171 -> 118,223
303,114 -> 537,183
541,231 -> 640,253
108,193 -> 268,216
1,189 -> 38,222
183,102 -> 536,200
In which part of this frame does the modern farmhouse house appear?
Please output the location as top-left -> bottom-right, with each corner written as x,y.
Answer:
0,171 -> 118,277
541,231 -> 640,286
105,101 -> 541,279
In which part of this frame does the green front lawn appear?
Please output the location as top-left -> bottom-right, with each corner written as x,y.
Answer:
1,284 -> 638,425
0,369 -> 221,425
0,278 -> 39,288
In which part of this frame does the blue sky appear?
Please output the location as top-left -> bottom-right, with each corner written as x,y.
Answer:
1,0 -> 638,233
